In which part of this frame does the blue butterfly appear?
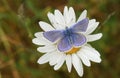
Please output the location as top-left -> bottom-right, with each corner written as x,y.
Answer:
43,18 -> 89,52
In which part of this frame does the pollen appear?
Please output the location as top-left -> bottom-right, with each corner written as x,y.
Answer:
66,47 -> 80,54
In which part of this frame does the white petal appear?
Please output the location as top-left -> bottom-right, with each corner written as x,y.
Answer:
77,10 -> 87,22
54,54 -> 66,70
39,21 -> 55,31
37,45 -> 56,53
65,55 -> 72,72
33,32 -> 52,45
47,12 -> 54,24
32,38 -> 41,45
50,52 -> 64,66
83,45 -> 101,56
32,38 -> 47,45
32,37 -> 52,45
64,7 -> 76,27
47,13 -> 57,29
49,52 -> 60,66
81,47 -> 101,63
86,33 -> 103,42
34,32 -> 43,38
68,7 -> 76,26
54,10 -> 65,29
47,12 -> 63,29
86,19 -> 96,33
64,6 -> 69,24
37,52 -> 53,64
77,52 -> 91,67
86,19 -> 99,34
72,54 -> 83,77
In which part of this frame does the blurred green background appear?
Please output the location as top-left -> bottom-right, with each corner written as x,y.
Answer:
0,0 -> 120,78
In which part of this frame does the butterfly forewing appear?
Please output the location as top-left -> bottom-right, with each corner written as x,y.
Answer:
71,33 -> 86,47
71,18 -> 89,33
58,36 -> 73,52
43,30 -> 63,42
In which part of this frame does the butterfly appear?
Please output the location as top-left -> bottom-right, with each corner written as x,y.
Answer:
43,18 -> 89,52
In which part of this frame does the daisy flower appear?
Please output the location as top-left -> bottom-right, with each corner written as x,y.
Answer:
32,6 -> 102,77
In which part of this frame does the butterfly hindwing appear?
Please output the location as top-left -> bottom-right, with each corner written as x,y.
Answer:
58,36 -> 73,52
71,18 -> 89,33
43,30 -> 63,42
71,33 -> 86,47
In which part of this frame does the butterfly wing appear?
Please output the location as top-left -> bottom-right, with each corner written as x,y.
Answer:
43,30 -> 63,42
58,36 -> 73,52
71,33 -> 86,47
71,18 -> 89,33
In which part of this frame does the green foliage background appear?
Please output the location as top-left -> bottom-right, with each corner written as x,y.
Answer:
0,0 -> 120,78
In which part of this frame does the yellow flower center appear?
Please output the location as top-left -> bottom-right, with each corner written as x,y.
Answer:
66,47 -> 80,54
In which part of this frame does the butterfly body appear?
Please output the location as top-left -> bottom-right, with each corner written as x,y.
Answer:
63,27 -> 74,44
43,18 -> 89,52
